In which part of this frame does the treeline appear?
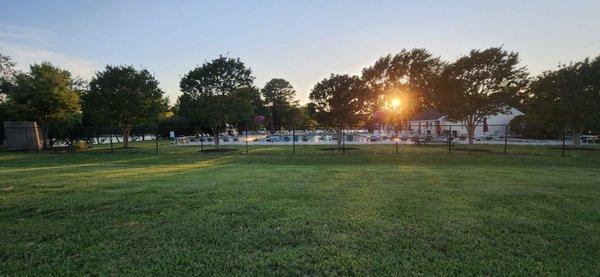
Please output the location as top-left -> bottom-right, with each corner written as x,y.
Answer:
1,47 -> 599,149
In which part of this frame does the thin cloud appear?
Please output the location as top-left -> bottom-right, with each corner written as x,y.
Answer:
0,43 -> 100,78
0,23 -> 53,42
0,23 -> 98,78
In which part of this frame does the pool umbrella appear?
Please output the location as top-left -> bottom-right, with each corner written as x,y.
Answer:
483,117 -> 489,133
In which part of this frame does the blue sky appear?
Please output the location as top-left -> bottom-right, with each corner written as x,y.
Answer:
1,0 -> 599,103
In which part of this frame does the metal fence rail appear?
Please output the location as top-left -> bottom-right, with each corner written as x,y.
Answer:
21,124 -> 598,157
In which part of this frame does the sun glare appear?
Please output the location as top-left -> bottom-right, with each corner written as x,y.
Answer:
390,98 -> 401,110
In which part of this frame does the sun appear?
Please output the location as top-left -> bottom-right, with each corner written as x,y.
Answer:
390,98 -> 401,110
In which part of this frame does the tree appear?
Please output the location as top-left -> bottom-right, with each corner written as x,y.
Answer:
309,74 -> 370,148
227,86 -> 259,134
521,57 -> 600,145
178,56 -> 255,148
508,114 -> 563,139
432,47 -> 529,145
246,86 -> 268,117
293,105 -> 317,130
236,86 -> 268,131
6,62 -> 81,148
0,53 -> 17,101
261,78 -> 299,132
0,101 -> 15,143
362,48 -> 445,127
83,65 -> 167,148
0,53 -> 17,142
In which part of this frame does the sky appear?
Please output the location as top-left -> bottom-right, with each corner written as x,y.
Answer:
1,0 -> 599,104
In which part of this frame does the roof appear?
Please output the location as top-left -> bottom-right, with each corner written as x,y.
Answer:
410,108 -> 444,121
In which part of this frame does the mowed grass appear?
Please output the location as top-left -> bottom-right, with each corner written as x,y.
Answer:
1,143 -> 600,275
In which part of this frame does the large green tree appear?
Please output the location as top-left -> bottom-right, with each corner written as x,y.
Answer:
6,62 -> 81,148
83,65 -> 167,148
362,48 -> 445,127
432,47 -> 529,145
261,78 -> 299,132
309,74 -> 370,148
178,56 -> 255,148
0,53 -> 17,101
293,105 -> 317,130
521,56 -> 600,145
0,53 -> 17,142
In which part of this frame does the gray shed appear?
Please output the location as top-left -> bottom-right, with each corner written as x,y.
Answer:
3,122 -> 43,151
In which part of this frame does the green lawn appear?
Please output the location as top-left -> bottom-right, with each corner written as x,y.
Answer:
1,143 -> 599,275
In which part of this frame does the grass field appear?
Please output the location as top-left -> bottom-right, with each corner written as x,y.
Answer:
1,142 -> 600,275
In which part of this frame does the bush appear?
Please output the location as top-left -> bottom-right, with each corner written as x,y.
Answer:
74,140 -> 89,150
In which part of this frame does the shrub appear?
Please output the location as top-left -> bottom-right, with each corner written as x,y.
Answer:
74,140 -> 89,150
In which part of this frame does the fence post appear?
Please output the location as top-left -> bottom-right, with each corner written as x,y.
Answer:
504,125 -> 508,154
109,129 -> 114,152
93,129 -> 97,147
245,123 -> 249,154
342,126 -> 346,154
67,129 -> 73,152
200,129 -> 204,151
155,128 -> 159,154
292,129 -> 296,155
25,127 -> 31,152
562,135 -> 566,157
448,125 -> 452,154
395,130 -> 399,155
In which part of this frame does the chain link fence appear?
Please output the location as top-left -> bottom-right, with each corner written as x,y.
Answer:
17,123 -> 597,157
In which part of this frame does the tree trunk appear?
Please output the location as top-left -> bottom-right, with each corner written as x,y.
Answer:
466,122 -> 476,147
335,127 -> 343,149
122,126 -> 131,148
213,133 -> 220,149
40,122 -> 50,149
572,130 -> 582,146
269,113 -> 276,134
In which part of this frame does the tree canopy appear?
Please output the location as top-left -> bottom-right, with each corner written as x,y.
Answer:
5,47 -> 600,148
0,53 -> 17,142
362,48 -> 445,124
178,56 -> 256,147
83,65 -> 167,148
310,74 -> 370,147
0,53 -> 17,100
432,47 -> 529,145
5,62 -> 81,148
261,78 -> 299,132
518,56 -> 600,144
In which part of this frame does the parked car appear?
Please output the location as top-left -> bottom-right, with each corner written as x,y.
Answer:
265,135 -> 285,142
370,136 -> 382,142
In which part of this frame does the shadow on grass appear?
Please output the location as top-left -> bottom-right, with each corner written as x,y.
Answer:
548,146 -> 600,152
319,147 -> 360,151
199,148 -> 238,153
451,148 -> 494,153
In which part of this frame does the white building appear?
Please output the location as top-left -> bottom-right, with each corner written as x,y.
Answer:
407,107 -> 524,139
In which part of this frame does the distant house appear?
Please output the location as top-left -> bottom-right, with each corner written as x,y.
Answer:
407,107 -> 524,138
